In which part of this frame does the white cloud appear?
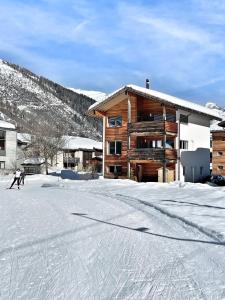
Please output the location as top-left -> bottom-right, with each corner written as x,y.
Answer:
1,0 -> 225,105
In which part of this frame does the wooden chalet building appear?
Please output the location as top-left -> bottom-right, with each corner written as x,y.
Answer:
212,120 -> 225,176
88,83 -> 221,182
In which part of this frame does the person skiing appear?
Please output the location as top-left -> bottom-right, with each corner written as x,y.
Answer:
9,168 -> 21,189
20,171 -> 26,185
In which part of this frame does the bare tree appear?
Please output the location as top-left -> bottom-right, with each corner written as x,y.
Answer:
26,119 -> 68,174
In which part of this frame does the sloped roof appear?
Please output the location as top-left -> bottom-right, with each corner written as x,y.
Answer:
0,120 -> 15,129
17,133 -> 32,144
88,85 -> 221,120
22,158 -> 45,165
62,136 -> 102,150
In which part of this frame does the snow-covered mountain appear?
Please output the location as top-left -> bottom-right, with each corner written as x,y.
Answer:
206,102 -> 225,131
0,60 -> 102,139
68,88 -> 107,102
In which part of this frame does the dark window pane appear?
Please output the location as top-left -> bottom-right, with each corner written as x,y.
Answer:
0,141 -> 5,150
0,130 -> 5,139
108,117 -> 116,127
115,166 -> 122,174
180,140 -> 188,150
109,142 -> 115,154
116,141 -> 122,154
180,114 -> 188,124
109,165 -> 122,174
109,166 -> 115,173
108,116 -> 122,127
116,116 -> 122,126
166,140 -> 174,149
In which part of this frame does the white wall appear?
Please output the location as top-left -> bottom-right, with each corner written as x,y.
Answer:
0,130 -> 17,171
56,151 -> 64,169
176,110 -> 211,182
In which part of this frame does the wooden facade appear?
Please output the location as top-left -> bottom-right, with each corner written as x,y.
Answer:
88,84 -> 220,183
102,92 -> 178,182
212,131 -> 225,176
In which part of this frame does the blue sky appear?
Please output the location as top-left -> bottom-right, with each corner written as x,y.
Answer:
0,0 -> 225,106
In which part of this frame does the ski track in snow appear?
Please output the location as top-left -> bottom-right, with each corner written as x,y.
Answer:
1,176 -> 225,299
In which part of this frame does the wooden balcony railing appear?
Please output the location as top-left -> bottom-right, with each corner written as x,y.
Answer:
128,121 -> 177,135
128,148 -> 177,161
63,157 -> 80,164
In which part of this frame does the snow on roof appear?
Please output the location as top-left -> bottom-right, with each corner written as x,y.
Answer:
0,120 -> 15,129
22,158 -> 45,165
206,102 -> 225,131
68,88 -> 107,102
62,136 -> 102,150
17,133 -> 32,143
89,85 -> 221,120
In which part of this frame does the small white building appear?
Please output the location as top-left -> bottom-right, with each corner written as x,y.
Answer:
57,136 -> 102,171
0,120 -> 17,172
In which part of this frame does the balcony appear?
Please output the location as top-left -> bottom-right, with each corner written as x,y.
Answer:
128,148 -> 177,161
128,121 -> 177,136
63,157 -> 80,164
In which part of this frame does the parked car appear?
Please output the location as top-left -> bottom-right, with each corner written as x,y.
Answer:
210,175 -> 225,186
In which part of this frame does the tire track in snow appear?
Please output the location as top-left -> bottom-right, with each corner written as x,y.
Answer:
116,193 -> 225,243
91,190 -> 225,299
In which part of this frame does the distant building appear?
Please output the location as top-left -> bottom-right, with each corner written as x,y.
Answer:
21,157 -> 45,174
88,84 -> 221,182
16,134 -> 103,174
212,120 -> 225,176
0,120 -> 17,172
17,133 -> 32,168
57,136 -> 102,172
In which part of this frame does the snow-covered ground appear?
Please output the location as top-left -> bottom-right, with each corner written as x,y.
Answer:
1,175 -> 225,299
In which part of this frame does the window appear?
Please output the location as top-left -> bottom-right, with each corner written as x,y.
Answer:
108,141 -> 122,155
137,138 -> 163,149
0,130 -> 6,155
165,140 -> 174,149
180,114 -> 188,124
108,116 -> 122,127
218,165 -> 224,170
109,165 -> 122,174
180,140 -> 188,149
137,112 -> 154,122
0,161 -> 5,169
137,112 -> 176,122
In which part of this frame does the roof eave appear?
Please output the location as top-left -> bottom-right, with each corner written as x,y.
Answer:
87,87 -> 127,117
88,85 -> 222,121
126,86 -> 222,121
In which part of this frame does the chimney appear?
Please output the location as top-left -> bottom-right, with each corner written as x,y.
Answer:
146,78 -> 150,89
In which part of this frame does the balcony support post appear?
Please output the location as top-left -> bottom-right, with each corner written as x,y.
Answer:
162,104 -> 167,183
127,94 -> 131,178
103,116 -> 106,177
